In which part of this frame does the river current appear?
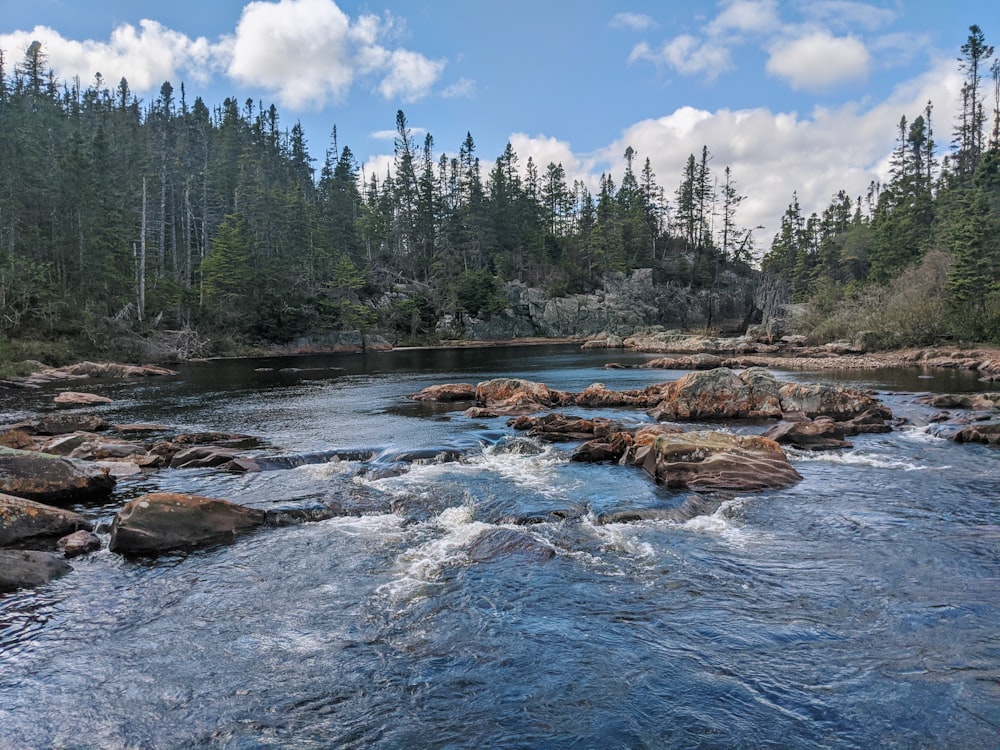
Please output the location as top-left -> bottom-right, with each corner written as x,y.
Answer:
1,344 -> 999,749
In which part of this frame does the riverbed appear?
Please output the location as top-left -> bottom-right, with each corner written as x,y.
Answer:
1,344 -> 998,748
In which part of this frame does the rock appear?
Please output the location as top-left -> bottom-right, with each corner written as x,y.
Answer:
0,550 -> 72,593
54,391 -> 114,408
951,424 -> 1000,445
571,382 -> 661,408
169,446 -> 241,469
915,393 -> 1000,411
570,431 -> 636,463
596,495 -> 724,525
638,431 -> 802,491
0,492 -> 91,546
763,418 -> 852,451
0,429 -> 36,450
476,378 -> 562,407
465,527 -> 556,563
647,367 -> 782,421
26,414 -> 111,436
41,433 -> 90,455
644,353 -> 723,370
777,382 -> 889,420
507,413 -> 621,442
57,529 -> 101,557
0,447 -> 116,505
411,383 -> 477,402
108,492 -> 267,554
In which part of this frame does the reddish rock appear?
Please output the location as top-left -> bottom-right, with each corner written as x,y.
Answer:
639,431 -> 802,491
776,382 -> 888,420
109,492 -> 266,554
763,418 -> 852,451
57,529 -> 101,557
54,391 -> 113,408
648,367 -> 783,421
951,424 -> 1000,445
0,429 -> 36,450
169,446 -> 241,469
27,414 -> 111,436
411,383 -> 477,402
507,413 -> 621,442
0,492 -> 91,546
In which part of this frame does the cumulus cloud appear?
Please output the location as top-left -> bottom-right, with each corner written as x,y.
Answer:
610,12 -> 657,32
591,55 -> 961,246
629,35 -> 733,79
0,0 -> 446,109
0,21 -> 220,90
707,0 -> 780,34
766,32 -> 870,91
228,0 -> 445,108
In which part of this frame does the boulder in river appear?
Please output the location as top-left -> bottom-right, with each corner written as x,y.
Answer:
647,367 -> 783,421
57,529 -> 102,558
776,382 -> 888,421
637,431 -> 802,491
465,527 -> 556,563
0,550 -> 73,593
108,492 -> 266,554
0,447 -> 116,505
411,383 -> 477,402
0,492 -> 92,546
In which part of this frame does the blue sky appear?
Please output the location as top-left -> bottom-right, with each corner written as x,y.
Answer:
2,0 -> 998,247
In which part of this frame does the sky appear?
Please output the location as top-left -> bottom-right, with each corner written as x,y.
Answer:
1,0 -> 999,251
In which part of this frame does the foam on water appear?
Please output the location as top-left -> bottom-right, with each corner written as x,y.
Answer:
790,449 -> 934,472
677,497 -> 752,546
379,505 -> 496,600
293,457 -> 359,479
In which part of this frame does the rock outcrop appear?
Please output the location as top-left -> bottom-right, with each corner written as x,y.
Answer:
647,367 -> 783,421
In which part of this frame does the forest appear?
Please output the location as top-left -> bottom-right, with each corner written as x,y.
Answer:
0,26 -> 998,364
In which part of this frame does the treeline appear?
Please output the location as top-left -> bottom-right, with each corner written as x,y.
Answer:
0,42 -> 756,357
761,25 -> 1000,345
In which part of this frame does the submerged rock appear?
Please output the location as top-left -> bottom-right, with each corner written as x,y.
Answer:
638,431 -> 801,491
0,447 -> 116,505
465,527 -> 556,563
109,492 -> 266,554
0,550 -> 73,592
0,492 -> 92,546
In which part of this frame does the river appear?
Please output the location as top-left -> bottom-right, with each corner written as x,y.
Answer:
1,344 -> 999,749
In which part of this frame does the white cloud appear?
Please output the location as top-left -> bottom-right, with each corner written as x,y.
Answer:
707,0 -> 780,34
377,48 -> 445,103
0,0 -> 446,109
0,21 -> 220,91
442,77 -> 476,99
610,12 -> 657,32
800,1 -> 897,32
507,133 -> 598,189
630,34 -> 733,80
229,0 -> 444,108
766,32 -> 870,91
591,55 -> 961,247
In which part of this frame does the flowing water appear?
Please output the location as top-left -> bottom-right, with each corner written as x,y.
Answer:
1,344 -> 999,749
